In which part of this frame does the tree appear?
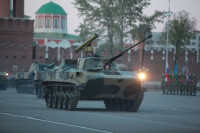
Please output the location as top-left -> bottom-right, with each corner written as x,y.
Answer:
75,21 -> 96,42
73,0 -> 116,53
162,10 -> 196,66
73,0 -> 164,54
114,0 -> 151,50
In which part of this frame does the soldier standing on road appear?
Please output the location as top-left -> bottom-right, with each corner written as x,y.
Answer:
182,72 -> 186,95
188,73 -> 193,95
161,73 -> 166,94
185,73 -> 191,95
165,73 -> 169,95
177,73 -> 182,95
193,73 -> 198,96
166,73 -> 170,94
171,72 -> 176,95
168,73 -> 172,95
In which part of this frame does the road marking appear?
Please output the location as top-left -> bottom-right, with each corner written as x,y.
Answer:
160,107 -> 190,112
188,121 -> 200,124
0,112 -> 112,133
125,113 -> 150,118
81,112 -> 200,130
130,113 -> 150,117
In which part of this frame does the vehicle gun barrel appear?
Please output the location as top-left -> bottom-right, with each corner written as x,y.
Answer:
48,62 -> 56,68
75,34 -> 98,53
108,35 -> 152,63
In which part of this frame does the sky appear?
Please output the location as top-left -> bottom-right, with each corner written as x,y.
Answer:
24,0 -> 200,35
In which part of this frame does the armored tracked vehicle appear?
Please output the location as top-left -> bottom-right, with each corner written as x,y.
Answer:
42,34 -> 152,112
0,72 -> 8,90
15,63 -> 54,96
15,70 -> 34,94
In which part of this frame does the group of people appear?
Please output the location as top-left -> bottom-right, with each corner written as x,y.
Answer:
161,72 -> 198,96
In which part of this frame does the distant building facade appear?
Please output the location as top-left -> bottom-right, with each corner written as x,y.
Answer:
33,2 -> 86,63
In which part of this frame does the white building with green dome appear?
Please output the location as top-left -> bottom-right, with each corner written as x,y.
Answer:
35,1 -> 67,34
33,1 -> 81,48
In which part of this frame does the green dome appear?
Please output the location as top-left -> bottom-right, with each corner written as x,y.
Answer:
36,2 -> 67,15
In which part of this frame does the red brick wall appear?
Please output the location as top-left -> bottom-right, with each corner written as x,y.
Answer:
0,0 -> 10,17
0,44 -> 32,74
0,18 -> 34,45
119,49 -> 200,81
0,17 -> 34,74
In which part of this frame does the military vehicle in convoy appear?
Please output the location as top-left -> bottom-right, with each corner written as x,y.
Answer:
42,34 -> 152,112
15,63 -> 54,97
0,72 -> 8,90
31,62 -> 55,98
15,70 -> 34,94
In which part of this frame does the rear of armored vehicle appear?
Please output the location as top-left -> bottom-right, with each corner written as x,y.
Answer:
42,59 -> 81,110
15,71 -> 35,94
0,72 -> 8,90
34,70 -> 45,98
32,63 -> 54,98
15,63 -> 47,94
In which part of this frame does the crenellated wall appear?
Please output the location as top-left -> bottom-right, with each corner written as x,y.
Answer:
120,49 -> 200,81
0,43 -> 199,81
0,18 -> 34,45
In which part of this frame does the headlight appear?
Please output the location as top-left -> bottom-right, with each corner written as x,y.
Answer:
4,72 -> 9,76
139,72 -> 146,80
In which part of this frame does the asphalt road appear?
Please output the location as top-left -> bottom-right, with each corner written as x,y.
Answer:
0,88 -> 200,133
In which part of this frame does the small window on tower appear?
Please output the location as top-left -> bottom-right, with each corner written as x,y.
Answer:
5,56 -> 8,59
14,56 -> 17,59
22,56 -> 26,59
39,18 -> 43,27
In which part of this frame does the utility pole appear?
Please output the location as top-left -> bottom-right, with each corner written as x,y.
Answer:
165,0 -> 172,72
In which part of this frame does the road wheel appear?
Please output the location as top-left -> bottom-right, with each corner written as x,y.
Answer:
47,94 -> 52,108
128,90 -> 144,112
57,95 -> 62,109
19,85 -> 22,93
35,86 -> 39,98
104,99 -> 112,111
21,85 -> 23,93
38,88 -> 41,98
62,96 -> 69,109
62,96 -> 68,110
52,94 -> 57,108
67,96 -> 73,111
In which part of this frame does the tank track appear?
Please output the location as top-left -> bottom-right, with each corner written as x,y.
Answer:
0,76 -> 7,90
35,82 -> 44,99
104,89 -> 144,112
16,80 -> 35,94
43,84 -> 80,111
